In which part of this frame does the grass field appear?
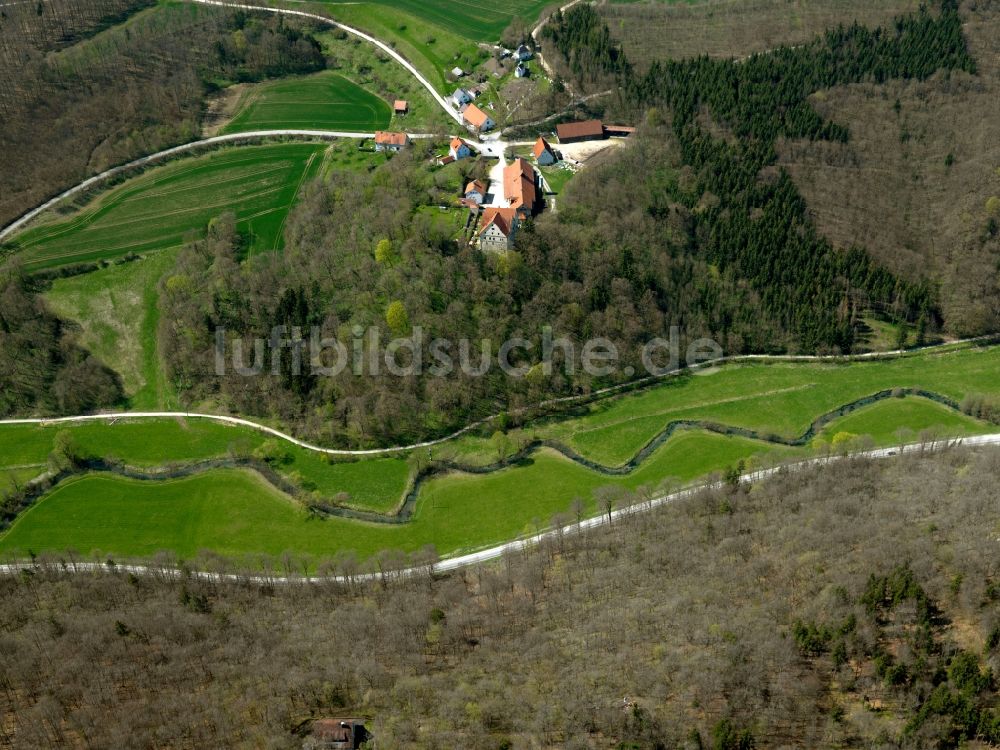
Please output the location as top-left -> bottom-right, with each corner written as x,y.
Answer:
284,0 -> 486,94
220,71 -> 392,133
321,0 -> 552,42
0,418 -> 412,514
2,344 -> 999,563
538,163 -> 576,195
44,251 -> 179,408
515,345 -> 1000,466
8,142 -> 334,269
0,397 -> 987,563
311,30 -> 455,132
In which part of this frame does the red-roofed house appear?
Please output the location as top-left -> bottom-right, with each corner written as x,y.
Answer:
462,103 -> 495,133
449,137 -> 473,160
374,131 -> 410,152
532,136 -> 557,166
478,207 -> 519,252
464,180 -> 487,205
503,157 -> 538,218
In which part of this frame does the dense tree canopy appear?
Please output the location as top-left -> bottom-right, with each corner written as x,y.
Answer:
544,0 -> 974,348
0,269 -> 122,416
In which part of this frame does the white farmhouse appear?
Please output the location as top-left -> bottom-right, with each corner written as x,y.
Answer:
478,207 -> 518,252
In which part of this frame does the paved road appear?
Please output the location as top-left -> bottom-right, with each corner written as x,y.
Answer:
0,338 -> 992,457
0,432 -> 993,583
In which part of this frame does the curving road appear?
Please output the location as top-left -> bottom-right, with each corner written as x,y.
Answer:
0,432 -> 994,582
0,337 -> 994,457
0,0 -> 473,244
0,129 -> 436,244
191,0 -> 463,126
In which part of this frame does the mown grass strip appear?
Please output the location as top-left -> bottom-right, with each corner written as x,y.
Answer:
10,142 -> 331,269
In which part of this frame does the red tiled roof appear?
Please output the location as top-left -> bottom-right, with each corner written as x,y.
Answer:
375,131 -> 409,146
503,158 -> 536,214
463,103 -> 492,128
465,180 -> 487,195
556,119 -> 604,141
393,99 -> 408,111
532,136 -> 553,159
479,207 -> 518,237
451,137 -> 470,152
312,719 -> 353,742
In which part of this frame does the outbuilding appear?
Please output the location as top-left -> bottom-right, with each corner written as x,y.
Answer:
555,119 -> 605,144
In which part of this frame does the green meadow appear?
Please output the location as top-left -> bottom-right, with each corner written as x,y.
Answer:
287,0 -> 486,93
510,344 -> 1000,466
321,0 -> 552,42
9,142 -> 332,269
221,71 -> 392,133
44,250 -> 180,408
2,344 -> 999,563
0,419 -> 412,515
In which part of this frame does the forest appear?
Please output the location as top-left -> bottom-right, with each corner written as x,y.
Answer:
1,449 -> 998,748
0,0 -> 991,444
0,267 -> 122,416
151,0 -> 980,446
156,131 -> 798,446
0,0 -> 326,228
542,0 -> 976,348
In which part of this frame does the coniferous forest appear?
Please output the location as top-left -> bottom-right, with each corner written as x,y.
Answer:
544,0 -> 974,350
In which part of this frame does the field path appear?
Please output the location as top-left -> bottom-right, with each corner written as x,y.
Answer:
530,0 -> 588,92
189,0 -> 463,125
0,337 -> 994,457
0,129 -> 432,244
0,0 -> 504,245
0,433 -> 995,582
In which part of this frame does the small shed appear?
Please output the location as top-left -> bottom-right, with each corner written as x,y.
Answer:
604,124 -> 636,137
393,99 -> 408,115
